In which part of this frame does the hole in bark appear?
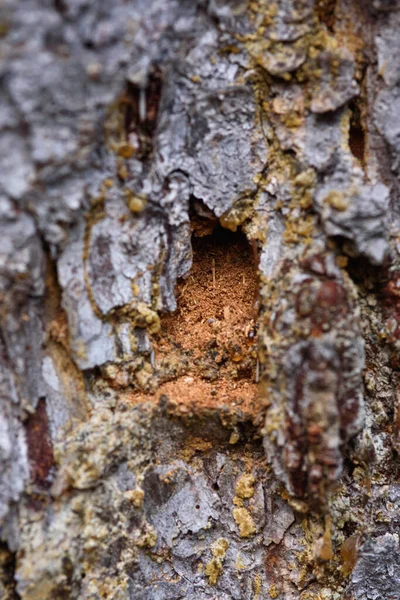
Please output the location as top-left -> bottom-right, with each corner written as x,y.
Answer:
0,543 -> 18,598
161,204 -> 259,363
345,254 -> 386,290
53,0 -> 67,14
132,202 -> 260,418
348,100 -> 365,165
155,209 -> 259,411
123,67 -> 163,160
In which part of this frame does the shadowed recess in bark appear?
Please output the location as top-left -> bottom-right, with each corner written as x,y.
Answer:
0,543 -> 19,599
349,100 -> 366,165
131,211 -> 261,419
123,68 -> 163,160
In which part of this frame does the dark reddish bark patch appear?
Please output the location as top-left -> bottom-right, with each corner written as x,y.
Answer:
25,399 -> 54,488
316,0 -> 337,32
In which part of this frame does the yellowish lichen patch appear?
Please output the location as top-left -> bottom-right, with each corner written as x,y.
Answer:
235,473 -> 256,499
135,363 -> 153,389
292,169 -> 316,208
232,507 -> 256,538
136,524 -> 157,549
127,302 -> 161,334
219,195 -> 255,232
125,189 -> 146,213
205,558 -> 222,585
113,141 -> 135,158
268,583 -> 280,598
205,538 -> 229,585
253,572 -> 262,597
323,190 -> 348,212
124,488 -> 145,508
283,214 -> 316,245
177,437 -> 213,462
132,283 -> 141,297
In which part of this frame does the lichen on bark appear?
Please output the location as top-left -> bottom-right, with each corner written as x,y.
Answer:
1,0 -> 400,599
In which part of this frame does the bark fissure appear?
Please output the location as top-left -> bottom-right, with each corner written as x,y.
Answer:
1,0 -> 400,598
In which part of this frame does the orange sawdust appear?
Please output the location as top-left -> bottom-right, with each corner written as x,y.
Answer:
127,375 -> 259,418
159,227 -> 258,361
149,226 -> 261,417
126,224 -> 262,418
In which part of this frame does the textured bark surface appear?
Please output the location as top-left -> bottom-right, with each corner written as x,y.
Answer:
1,0 -> 400,598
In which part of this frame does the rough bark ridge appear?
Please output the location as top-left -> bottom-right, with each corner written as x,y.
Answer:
1,0 -> 400,598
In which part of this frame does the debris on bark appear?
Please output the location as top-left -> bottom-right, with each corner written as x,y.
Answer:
1,0 -> 400,598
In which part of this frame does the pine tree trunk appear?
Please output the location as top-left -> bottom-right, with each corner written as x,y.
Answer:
1,1 -> 400,598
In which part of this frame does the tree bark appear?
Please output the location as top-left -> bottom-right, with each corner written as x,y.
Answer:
1,0 -> 400,598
